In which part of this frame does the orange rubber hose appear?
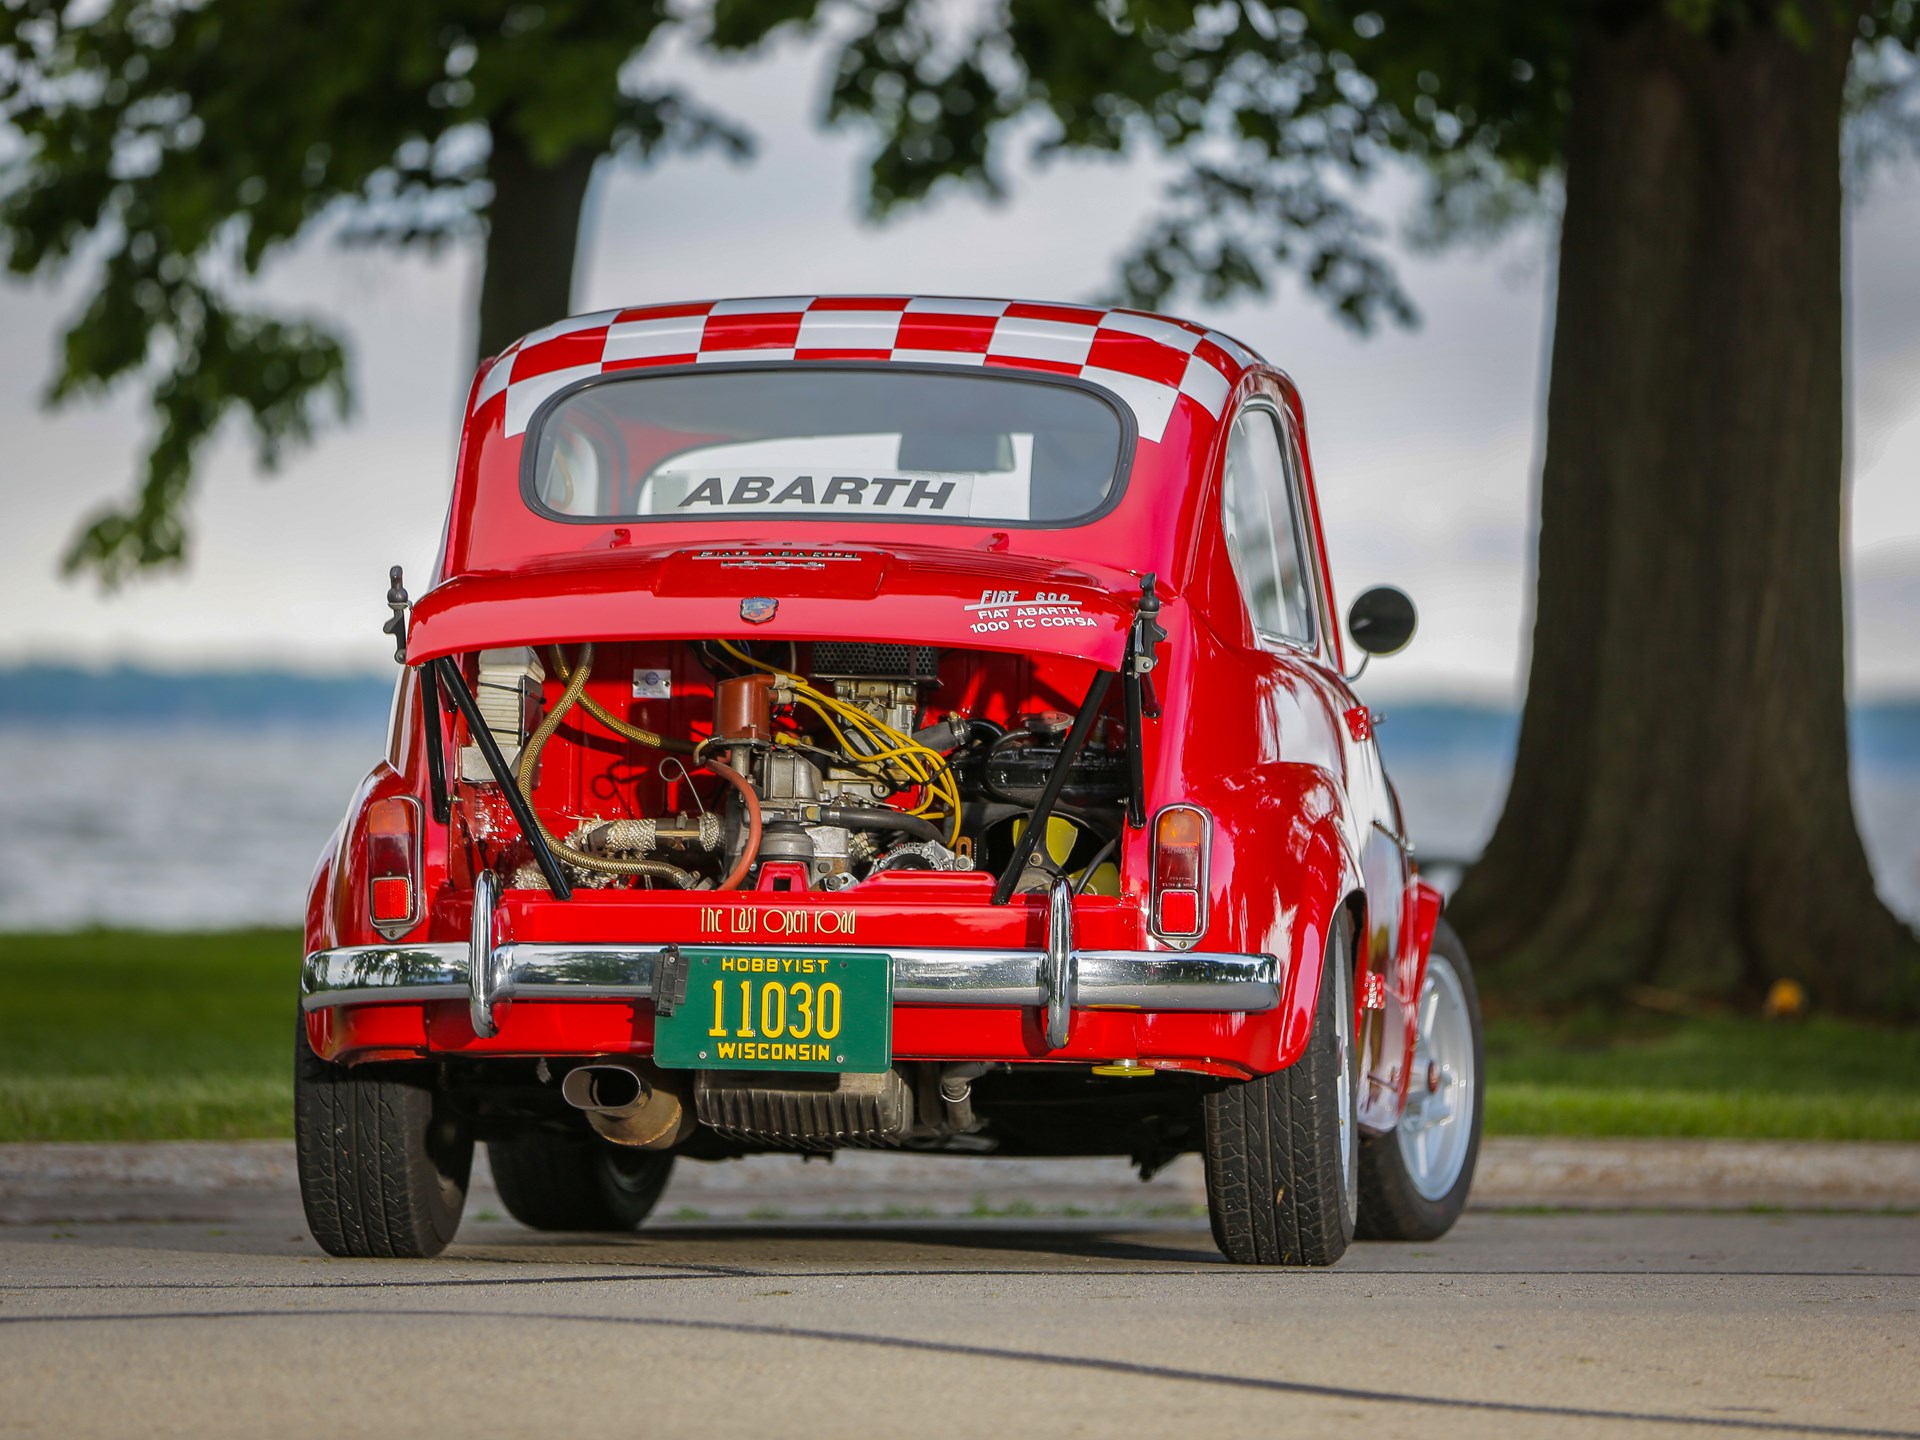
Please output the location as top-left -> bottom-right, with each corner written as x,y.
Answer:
703,755 -> 762,892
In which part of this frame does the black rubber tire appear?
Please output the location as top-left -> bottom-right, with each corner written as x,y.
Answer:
294,1021 -> 473,1258
487,1131 -> 676,1232
1357,919 -> 1484,1241
1203,916 -> 1360,1266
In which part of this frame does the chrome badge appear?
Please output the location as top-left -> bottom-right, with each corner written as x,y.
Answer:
740,596 -> 778,624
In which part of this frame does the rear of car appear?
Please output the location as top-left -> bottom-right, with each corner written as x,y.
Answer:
296,296 -> 1476,1263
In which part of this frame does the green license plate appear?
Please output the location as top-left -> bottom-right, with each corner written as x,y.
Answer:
652,949 -> 893,1073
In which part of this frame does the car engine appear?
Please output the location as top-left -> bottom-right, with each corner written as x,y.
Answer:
454,638 -> 1125,899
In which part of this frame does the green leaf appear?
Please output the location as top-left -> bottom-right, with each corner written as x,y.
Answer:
0,0 -> 747,586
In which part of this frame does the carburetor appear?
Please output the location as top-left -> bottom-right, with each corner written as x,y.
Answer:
712,647 -> 966,892
753,738 -> 879,889
828,678 -> 919,739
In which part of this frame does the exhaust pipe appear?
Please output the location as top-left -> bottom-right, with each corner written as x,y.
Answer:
938,1062 -> 993,1133
560,1062 -> 694,1149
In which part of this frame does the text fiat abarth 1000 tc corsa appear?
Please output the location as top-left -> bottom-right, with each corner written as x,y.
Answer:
297,294 -> 1484,1265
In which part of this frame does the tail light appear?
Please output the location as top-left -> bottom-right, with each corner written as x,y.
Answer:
367,796 -> 421,936
1150,804 -> 1210,947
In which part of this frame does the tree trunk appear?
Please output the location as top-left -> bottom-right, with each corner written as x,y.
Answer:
474,119 -> 600,365
1447,4 -> 1919,1016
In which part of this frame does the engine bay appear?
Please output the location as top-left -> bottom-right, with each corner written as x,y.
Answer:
450,638 -> 1127,899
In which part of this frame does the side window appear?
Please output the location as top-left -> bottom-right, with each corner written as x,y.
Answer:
1221,407 -> 1318,646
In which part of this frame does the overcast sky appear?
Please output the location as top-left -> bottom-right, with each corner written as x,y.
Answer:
2,30 -> 1916,703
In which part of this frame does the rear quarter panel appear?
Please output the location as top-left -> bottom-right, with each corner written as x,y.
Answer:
303,670 -> 452,960
1178,373 -> 1419,1105
1156,418 -> 1366,1075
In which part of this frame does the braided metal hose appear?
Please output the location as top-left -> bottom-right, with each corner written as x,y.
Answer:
546,646 -> 694,753
578,814 -> 723,855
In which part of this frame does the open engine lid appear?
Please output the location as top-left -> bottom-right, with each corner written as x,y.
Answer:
404,543 -> 1145,669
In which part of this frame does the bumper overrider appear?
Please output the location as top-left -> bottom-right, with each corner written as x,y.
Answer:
302,875 -> 1280,1051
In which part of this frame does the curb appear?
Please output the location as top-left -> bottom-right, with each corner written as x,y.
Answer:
1468,1137 -> 1920,1211
2,1137 -> 1916,1225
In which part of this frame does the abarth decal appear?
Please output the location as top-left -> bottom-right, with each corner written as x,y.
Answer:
673,473 -> 966,514
693,549 -> 863,569
965,589 -> 1099,634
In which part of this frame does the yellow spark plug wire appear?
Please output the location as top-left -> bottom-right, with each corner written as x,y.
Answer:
716,640 -> 962,843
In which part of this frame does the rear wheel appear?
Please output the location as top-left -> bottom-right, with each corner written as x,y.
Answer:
294,1022 -> 473,1258
487,1131 -> 676,1232
1356,918 -> 1483,1241
1203,916 -> 1360,1266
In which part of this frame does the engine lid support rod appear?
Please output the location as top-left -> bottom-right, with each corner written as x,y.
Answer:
992,668 -> 1114,906
418,664 -> 451,825
429,655 -> 574,900
385,563 -> 449,826
1121,572 -> 1166,830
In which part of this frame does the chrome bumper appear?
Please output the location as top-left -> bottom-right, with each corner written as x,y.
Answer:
300,879 -> 1279,1045
299,940 -> 1280,1011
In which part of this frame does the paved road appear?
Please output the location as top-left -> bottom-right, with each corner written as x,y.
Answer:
0,1160 -> 1913,1440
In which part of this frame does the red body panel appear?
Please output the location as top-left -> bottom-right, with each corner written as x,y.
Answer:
306,296 -> 1437,1133
403,547 -> 1140,670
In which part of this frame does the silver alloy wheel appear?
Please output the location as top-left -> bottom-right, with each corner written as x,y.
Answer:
1396,952 -> 1476,1201
1334,944 -> 1358,1222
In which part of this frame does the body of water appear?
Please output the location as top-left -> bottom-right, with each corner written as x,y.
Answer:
0,719 -> 1914,931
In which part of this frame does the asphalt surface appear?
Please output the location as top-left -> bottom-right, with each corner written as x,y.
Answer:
1,1157 -> 1914,1439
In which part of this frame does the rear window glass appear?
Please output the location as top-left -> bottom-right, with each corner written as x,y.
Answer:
523,366 -> 1131,526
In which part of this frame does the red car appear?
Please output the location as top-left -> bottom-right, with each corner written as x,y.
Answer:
298,294 -> 1483,1265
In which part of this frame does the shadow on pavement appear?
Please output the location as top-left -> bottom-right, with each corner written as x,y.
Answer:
452,1217 -> 1224,1269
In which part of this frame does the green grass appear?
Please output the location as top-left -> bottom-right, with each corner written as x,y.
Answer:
2,929 -> 1916,1142
0,929 -> 297,1142
1484,1013 -> 1920,1140
1486,1085 -> 1920,1140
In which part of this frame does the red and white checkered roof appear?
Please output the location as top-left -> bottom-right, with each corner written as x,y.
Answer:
471,296 -> 1263,445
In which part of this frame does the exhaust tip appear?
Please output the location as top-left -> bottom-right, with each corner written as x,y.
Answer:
561,1064 -> 647,1113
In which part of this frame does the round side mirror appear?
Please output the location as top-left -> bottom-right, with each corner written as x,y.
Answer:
1347,585 -> 1418,657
